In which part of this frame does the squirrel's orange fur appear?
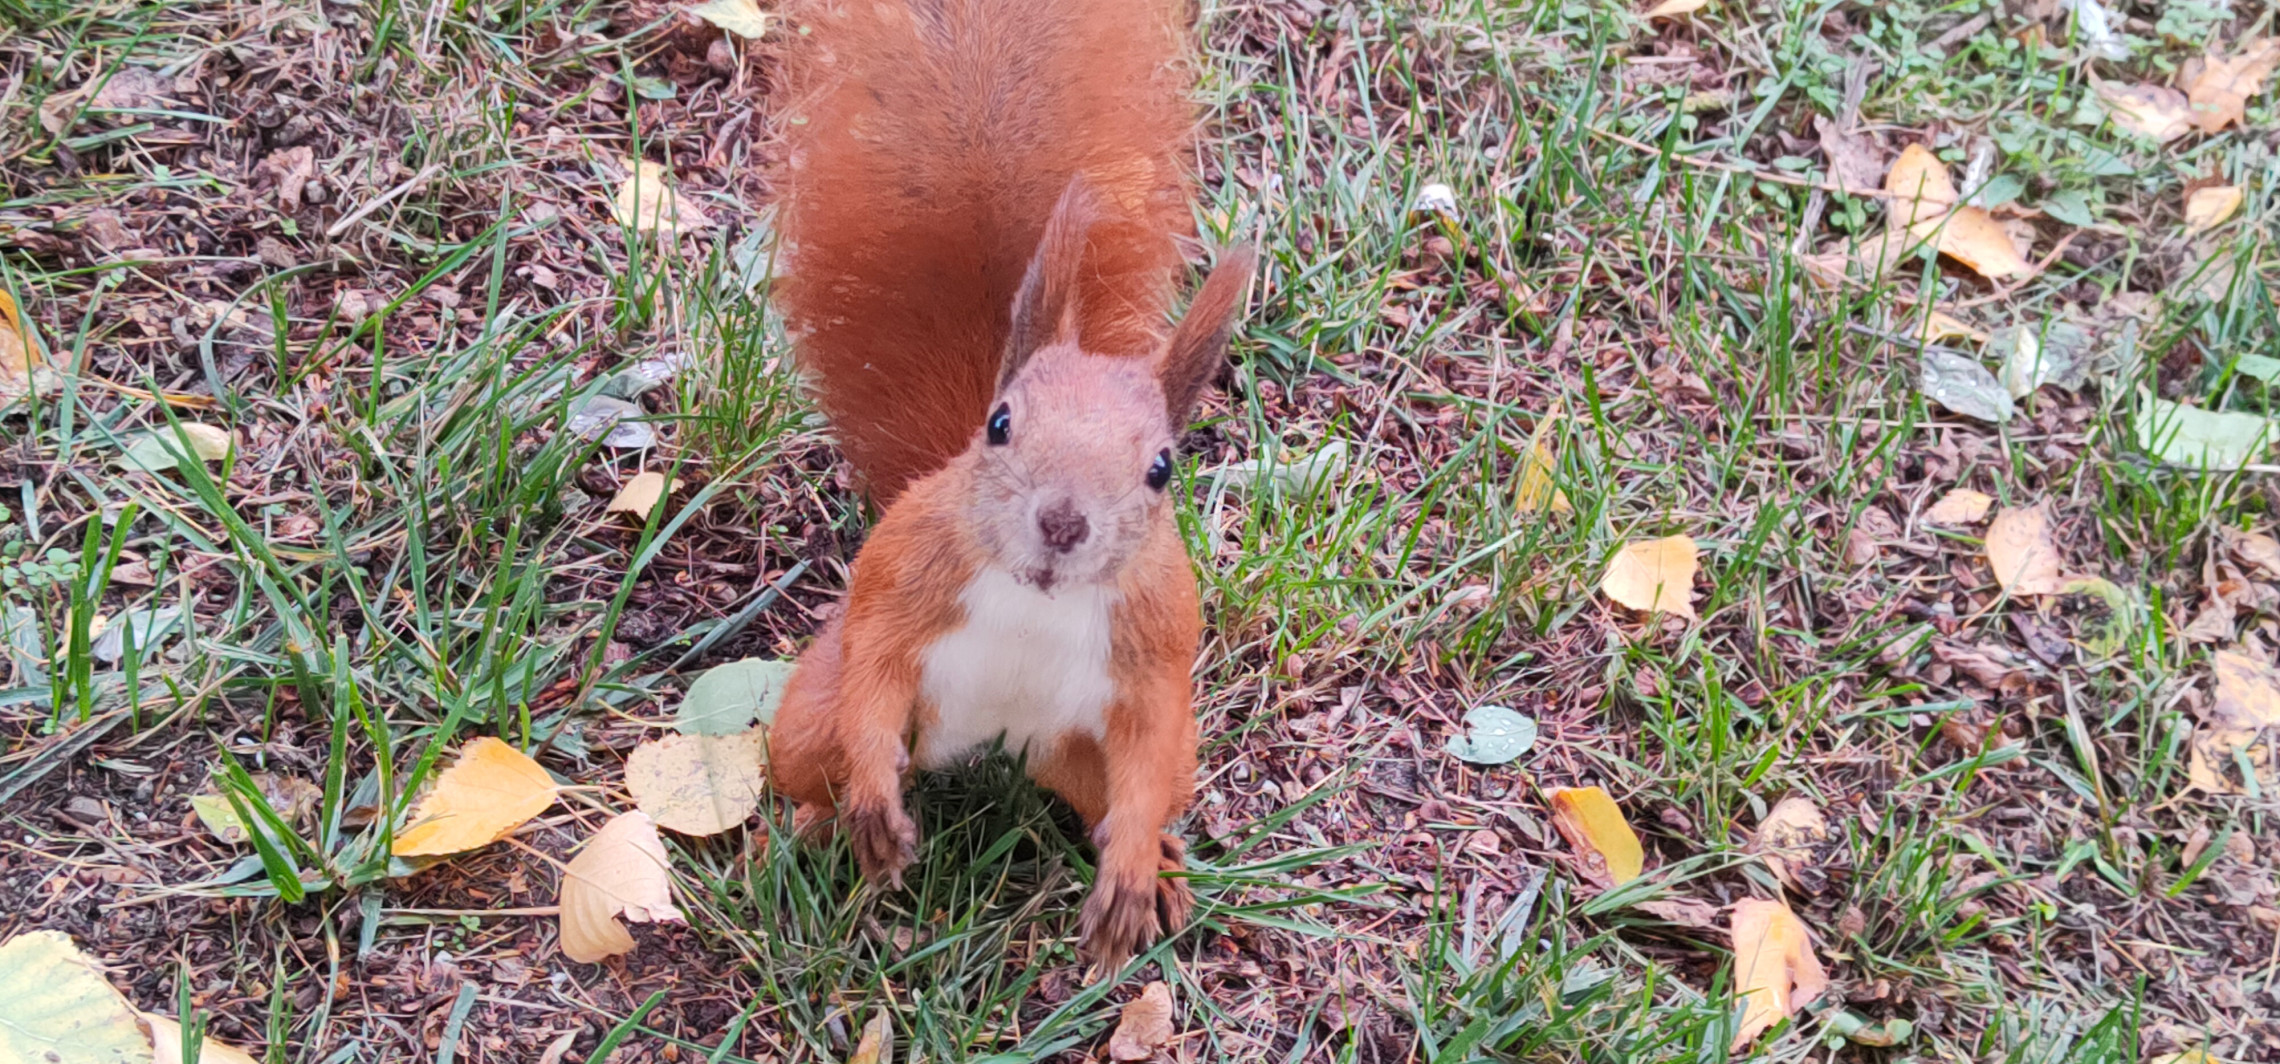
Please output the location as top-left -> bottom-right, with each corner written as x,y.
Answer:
765,0 -> 1252,970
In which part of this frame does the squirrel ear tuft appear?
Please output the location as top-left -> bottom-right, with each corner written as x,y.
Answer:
1001,178 -> 1096,391
1158,245 -> 1256,428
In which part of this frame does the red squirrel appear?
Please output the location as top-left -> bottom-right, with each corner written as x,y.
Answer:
762,0 -> 1255,968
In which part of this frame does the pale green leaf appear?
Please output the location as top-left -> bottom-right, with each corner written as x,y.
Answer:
678,658 -> 796,736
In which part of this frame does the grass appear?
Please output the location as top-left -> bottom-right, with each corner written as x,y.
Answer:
2,0 -> 2276,1059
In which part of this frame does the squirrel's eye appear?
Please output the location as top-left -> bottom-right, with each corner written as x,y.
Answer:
986,403 -> 1011,446
1145,449 -> 1173,491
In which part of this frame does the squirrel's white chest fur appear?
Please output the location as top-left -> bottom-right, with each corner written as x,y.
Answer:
915,567 -> 1118,768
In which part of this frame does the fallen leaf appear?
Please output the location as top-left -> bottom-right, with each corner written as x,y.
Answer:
188,774 -> 319,845
1919,347 -> 2015,424
2194,650 -> 2280,794
2212,651 -> 2280,731
144,1014 -> 260,1064
1217,439 -> 1349,495
2224,528 -> 2280,578
1445,705 -> 1539,765
1985,504 -> 2066,596
1814,116 -> 1884,197
1919,206 -> 2033,279
1635,895 -> 1720,927
1108,981 -> 1176,1061
559,811 -> 685,963
2093,80 -> 2195,142
686,0 -> 771,38
1600,535 -> 1699,620
2137,396 -> 2277,469
0,929 -> 154,1064
2182,39 -> 2280,135
0,289 -> 57,404
91,607 -> 182,664
1514,416 -> 1571,515
1914,309 -> 1985,345
2061,576 -> 2135,658
1924,488 -> 1994,526
625,729 -> 766,835
2068,0 -> 2129,61
679,658 -> 796,736
1883,145 -> 1957,228
1549,786 -> 1644,886
2185,185 -> 2243,234
391,737 -> 561,856
612,158 -> 713,235
1729,898 -> 1828,1050
1827,1011 -> 1914,1047
115,425 -> 235,474
1641,0 -> 1710,18
846,1010 -> 893,1064
566,394 -> 656,449
1748,797 -> 1831,894
256,146 -> 317,209
1410,183 -> 1459,219
606,472 -> 678,519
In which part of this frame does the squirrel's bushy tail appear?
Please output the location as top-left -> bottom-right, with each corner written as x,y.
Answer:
772,0 -> 1200,504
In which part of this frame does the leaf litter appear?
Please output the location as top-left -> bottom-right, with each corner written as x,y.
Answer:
558,811 -> 685,963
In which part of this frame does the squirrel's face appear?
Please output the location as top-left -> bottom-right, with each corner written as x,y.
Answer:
965,348 -> 1177,593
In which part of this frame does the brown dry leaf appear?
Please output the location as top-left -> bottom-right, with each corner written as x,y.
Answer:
1920,206 -> 2034,280
2182,39 -> 2280,135
2184,185 -> 2244,235
613,158 -> 714,234
1748,796 -> 1831,894
1549,786 -> 1644,886
1985,504 -> 2065,595
559,811 -> 685,963
146,1014 -> 262,1064
606,472 -> 679,519
1636,896 -> 1719,928
1641,0 -> 1710,17
1108,981 -> 1177,1061
624,729 -> 766,835
1600,535 -> 1699,620
1730,898 -> 1828,1049
846,1010 -> 892,1064
391,737 -> 561,856
2094,80 -> 2196,142
1814,116 -> 1884,197
2211,651 -> 2280,731
2188,650 -> 2280,794
256,146 -> 317,209
1883,144 -> 1957,229
2224,528 -> 2280,578
0,290 -> 54,403
1924,488 -> 1994,526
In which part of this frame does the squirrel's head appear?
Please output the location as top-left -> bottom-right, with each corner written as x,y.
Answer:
963,180 -> 1254,593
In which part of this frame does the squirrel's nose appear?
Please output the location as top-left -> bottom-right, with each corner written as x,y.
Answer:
1038,501 -> 1089,553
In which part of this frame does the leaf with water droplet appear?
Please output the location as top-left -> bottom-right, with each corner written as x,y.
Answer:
1445,705 -> 1539,765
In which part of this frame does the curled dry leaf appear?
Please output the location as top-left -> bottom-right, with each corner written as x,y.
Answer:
1924,488 -> 1994,526
1641,0 -> 1709,18
1730,898 -> 1828,1050
1814,116 -> 1884,197
1921,207 -> 2032,279
1108,980 -> 1177,1061
846,1010 -> 893,1064
2185,185 -> 2243,235
612,158 -> 714,235
606,472 -> 678,519
2222,527 -> 2280,579
559,811 -> 685,963
391,737 -> 561,856
1985,504 -> 2066,596
1548,786 -> 1644,886
624,729 -> 766,835
2093,80 -> 2195,142
2182,39 -> 2280,135
1600,535 -> 1699,620
1748,796 -> 1831,894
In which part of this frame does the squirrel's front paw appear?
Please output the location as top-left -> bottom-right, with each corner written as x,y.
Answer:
844,799 -> 918,889
1078,834 -> 1192,972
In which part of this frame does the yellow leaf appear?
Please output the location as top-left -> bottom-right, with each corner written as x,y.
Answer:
0,289 -> 55,404
168,424 -> 235,462
846,1010 -> 892,1064
1918,206 -> 2033,280
2184,185 -> 2243,235
558,811 -> 685,963
391,737 -> 561,856
1985,503 -> 2065,595
2093,80 -> 2196,142
624,729 -> 766,836
1924,487 -> 1994,526
1729,898 -> 1828,1049
1548,786 -> 1644,885
1641,0 -> 1709,18
1514,417 -> 1571,515
1915,309 -> 1986,345
0,929 -> 153,1064
1882,144 -> 1956,229
686,0 -> 770,38
612,158 -> 714,235
1747,796 -> 1830,894
606,472 -> 678,518
1107,981 -> 1177,1061
1600,535 -> 1698,620
145,1013 -> 262,1064
2183,39 -> 2280,135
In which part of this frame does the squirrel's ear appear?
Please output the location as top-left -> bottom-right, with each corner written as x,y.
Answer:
1001,178 -> 1096,391
1158,245 -> 1256,427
